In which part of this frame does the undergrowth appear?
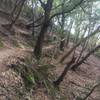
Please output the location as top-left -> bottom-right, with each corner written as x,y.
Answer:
10,56 -> 65,100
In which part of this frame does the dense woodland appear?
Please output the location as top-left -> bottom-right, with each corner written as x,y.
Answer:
0,0 -> 100,100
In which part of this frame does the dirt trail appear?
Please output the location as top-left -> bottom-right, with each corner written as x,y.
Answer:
0,48 -> 16,62
0,47 -> 27,100
0,45 -> 55,72
0,48 -> 25,72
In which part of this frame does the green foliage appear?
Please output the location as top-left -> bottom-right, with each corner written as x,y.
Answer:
13,56 -> 56,93
76,96 -> 83,100
17,56 -> 63,99
95,50 -> 100,58
84,83 -> 93,90
12,40 -> 20,47
22,71 -> 36,90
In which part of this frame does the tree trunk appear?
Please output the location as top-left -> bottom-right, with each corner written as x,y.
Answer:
10,0 -> 20,19
54,45 -> 100,86
34,20 -> 49,59
76,41 -> 87,63
60,26 -> 100,63
31,0 -> 35,39
34,0 -> 53,59
82,83 -> 100,100
9,0 -> 26,28
66,20 -> 73,47
71,45 -> 100,70
54,56 -> 76,86
60,39 -> 65,51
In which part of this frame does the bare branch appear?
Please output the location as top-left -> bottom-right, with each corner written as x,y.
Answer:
26,15 -> 44,26
60,26 -> 100,63
71,44 -> 100,70
49,0 -> 84,21
38,0 -> 45,9
82,83 -> 100,100
52,3 -> 62,10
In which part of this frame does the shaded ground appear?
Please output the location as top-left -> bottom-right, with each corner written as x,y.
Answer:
54,48 -> 100,100
0,45 -> 99,100
0,11 -> 99,100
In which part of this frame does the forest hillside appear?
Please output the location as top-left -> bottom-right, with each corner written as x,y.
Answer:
0,0 -> 100,100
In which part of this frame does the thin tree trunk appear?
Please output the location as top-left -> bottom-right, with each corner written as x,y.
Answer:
71,45 -> 100,70
34,0 -> 53,59
9,0 -> 26,28
53,56 -> 76,86
76,41 -> 87,63
66,20 -> 73,47
54,45 -> 100,86
31,0 -> 35,39
10,0 -> 20,19
60,26 -> 100,63
82,83 -> 100,100
34,19 -> 50,58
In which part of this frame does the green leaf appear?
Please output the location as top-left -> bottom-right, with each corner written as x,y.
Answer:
27,73 -> 36,85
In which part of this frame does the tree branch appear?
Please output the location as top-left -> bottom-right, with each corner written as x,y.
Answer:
49,0 -> 84,21
38,0 -> 45,9
26,15 -> 44,26
82,83 -> 100,100
60,26 -> 100,63
51,3 -> 62,10
71,44 -> 100,70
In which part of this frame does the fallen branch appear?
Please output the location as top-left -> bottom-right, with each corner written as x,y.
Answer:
82,83 -> 100,100
60,26 -> 100,63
